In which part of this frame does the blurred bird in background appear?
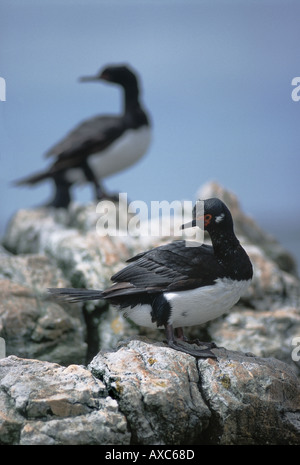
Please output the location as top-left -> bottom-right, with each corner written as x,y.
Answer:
14,64 -> 152,207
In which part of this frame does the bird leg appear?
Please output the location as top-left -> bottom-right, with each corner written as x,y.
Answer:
81,161 -> 119,201
47,177 -> 72,208
165,325 -> 216,359
81,161 -> 106,199
174,327 -> 186,341
174,327 -> 217,349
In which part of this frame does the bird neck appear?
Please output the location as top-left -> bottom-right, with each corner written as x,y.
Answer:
123,85 -> 141,114
209,228 -> 253,281
209,228 -> 240,260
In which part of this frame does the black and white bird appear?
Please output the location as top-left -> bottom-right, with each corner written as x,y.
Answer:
14,64 -> 151,207
49,198 -> 253,358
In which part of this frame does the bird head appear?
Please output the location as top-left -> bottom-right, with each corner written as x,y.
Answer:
80,64 -> 138,89
181,198 -> 233,232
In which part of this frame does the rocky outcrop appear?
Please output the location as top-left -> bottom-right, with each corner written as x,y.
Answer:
1,181 -> 300,445
0,248 -> 86,365
0,341 -> 299,445
0,355 -> 129,445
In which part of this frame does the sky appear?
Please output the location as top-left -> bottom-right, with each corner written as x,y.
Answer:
1,0 -> 300,268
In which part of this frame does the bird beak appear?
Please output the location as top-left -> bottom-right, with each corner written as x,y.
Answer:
180,219 -> 197,230
99,71 -> 110,81
79,75 -> 99,82
180,214 -> 208,230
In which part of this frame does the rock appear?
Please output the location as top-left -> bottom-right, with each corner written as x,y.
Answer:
0,252 -> 87,365
209,306 -> 300,373
0,356 -> 129,445
89,338 -> 211,445
90,340 -> 300,445
243,244 -> 300,310
0,340 -> 299,445
3,205 -> 145,293
197,347 -> 300,444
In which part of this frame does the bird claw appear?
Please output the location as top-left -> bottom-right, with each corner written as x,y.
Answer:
187,339 -> 217,349
167,339 -> 217,359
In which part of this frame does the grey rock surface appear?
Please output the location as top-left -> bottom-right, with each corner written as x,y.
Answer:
0,355 -> 129,445
197,346 -> 300,444
0,251 -> 86,365
89,339 -> 211,445
0,341 -> 299,445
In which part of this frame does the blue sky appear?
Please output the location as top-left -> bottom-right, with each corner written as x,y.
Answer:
1,0 -> 300,266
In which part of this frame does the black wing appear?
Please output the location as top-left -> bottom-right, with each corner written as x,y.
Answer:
103,240 -> 226,299
45,115 -> 125,166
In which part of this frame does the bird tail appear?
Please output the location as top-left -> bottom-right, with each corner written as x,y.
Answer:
48,287 -> 104,303
13,170 -> 51,186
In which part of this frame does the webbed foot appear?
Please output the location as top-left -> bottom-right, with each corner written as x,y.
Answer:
165,325 -> 217,359
167,339 -> 216,358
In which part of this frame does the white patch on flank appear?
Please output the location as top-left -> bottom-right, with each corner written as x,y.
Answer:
65,126 -> 151,184
215,213 -> 225,223
122,303 -> 154,328
121,278 -> 252,330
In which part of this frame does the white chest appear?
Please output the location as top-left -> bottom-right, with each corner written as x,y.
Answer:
165,278 -> 251,328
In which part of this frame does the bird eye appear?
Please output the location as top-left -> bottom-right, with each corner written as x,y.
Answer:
204,214 -> 212,226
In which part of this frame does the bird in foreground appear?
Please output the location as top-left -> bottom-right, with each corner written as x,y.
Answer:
14,64 -> 151,207
49,198 -> 253,358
